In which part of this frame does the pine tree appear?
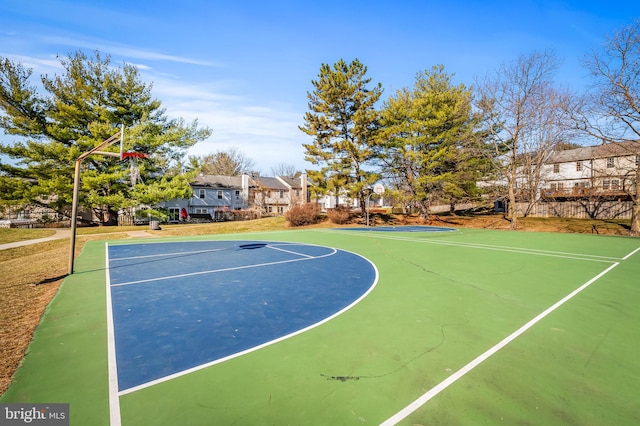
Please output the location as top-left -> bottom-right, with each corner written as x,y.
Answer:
300,59 -> 382,214
377,65 -> 486,219
0,51 -> 211,224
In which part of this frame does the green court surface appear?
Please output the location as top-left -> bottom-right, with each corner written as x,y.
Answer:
2,227 -> 639,425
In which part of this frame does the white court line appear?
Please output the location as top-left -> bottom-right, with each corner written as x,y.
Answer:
105,243 -> 122,426
109,247 -> 227,261
320,230 -> 622,262
111,247 -> 337,287
623,246 -> 640,260
381,260 -> 622,425
111,246 -> 378,396
267,244 -> 316,258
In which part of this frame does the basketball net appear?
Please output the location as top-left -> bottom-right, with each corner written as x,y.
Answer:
121,151 -> 149,187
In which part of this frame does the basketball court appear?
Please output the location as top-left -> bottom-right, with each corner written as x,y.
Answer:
2,226 -> 639,425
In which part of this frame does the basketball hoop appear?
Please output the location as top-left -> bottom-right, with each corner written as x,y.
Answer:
121,152 -> 149,160
121,152 -> 149,187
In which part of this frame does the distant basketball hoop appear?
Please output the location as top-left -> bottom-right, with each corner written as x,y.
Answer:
366,183 -> 385,227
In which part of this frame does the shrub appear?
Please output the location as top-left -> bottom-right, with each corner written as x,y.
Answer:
327,205 -> 351,224
285,203 -> 322,226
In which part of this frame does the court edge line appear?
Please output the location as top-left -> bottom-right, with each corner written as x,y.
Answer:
117,248 -> 379,396
321,230 -> 622,262
380,261 -> 620,426
105,243 -> 122,426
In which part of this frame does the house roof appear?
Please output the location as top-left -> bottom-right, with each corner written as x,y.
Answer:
547,140 -> 640,163
192,175 -> 244,189
277,176 -> 302,189
252,176 -> 288,190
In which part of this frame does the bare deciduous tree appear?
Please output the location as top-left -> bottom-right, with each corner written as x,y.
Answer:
477,50 -> 573,229
270,163 -> 298,177
574,19 -> 640,233
188,147 -> 256,176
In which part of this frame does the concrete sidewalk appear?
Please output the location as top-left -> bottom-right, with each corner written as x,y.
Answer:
0,228 -> 159,251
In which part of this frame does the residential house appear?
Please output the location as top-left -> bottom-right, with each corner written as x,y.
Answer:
157,173 -> 311,221
251,175 -> 310,215
276,175 -> 310,208
158,174 -> 251,222
541,140 -> 640,200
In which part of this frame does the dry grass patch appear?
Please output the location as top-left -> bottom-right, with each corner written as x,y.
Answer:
0,229 -> 56,245
0,240 -> 67,394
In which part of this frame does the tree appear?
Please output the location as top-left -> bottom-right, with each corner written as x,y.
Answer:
476,50 -> 572,229
188,147 -> 255,176
377,65 -> 487,219
270,162 -> 297,177
575,19 -> 640,233
0,50 -> 211,225
300,59 -> 382,215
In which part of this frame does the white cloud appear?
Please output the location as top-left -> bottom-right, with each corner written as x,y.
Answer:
150,77 -> 310,173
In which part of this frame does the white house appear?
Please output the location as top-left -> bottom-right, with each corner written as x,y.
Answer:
541,140 -> 640,200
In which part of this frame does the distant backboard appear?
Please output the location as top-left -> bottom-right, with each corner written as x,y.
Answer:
373,183 -> 384,195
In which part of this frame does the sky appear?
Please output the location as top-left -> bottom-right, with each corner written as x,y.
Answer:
1,0 -> 639,174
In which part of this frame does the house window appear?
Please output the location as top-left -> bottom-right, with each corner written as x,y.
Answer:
217,190 -> 223,200
611,179 -> 620,190
279,190 -> 284,198
168,208 -> 180,221
550,183 -> 557,190
606,157 -> 615,168
557,182 -> 564,189
194,208 -> 208,214
198,189 -> 205,199
576,161 -> 582,171
603,180 -> 610,190
553,164 -> 560,173
636,155 -> 639,166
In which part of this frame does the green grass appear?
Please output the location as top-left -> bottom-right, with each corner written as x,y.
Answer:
2,227 -> 639,425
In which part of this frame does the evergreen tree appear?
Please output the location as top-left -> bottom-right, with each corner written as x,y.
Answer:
300,59 -> 382,214
0,51 -> 211,224
377,65 -> 486,219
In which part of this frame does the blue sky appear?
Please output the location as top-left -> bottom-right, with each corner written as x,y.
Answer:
1,0 -> 639,173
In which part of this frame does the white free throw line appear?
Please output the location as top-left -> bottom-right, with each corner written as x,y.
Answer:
381,261 -> 620,425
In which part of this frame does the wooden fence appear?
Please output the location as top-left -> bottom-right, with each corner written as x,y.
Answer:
516,200 -> 633,219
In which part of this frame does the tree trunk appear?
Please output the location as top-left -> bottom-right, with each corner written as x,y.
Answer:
508,184 -> 518,230
631,168 -> 640,235
359,195 -> 367,224
630,203 -> 640,235
418,200 -> 430,221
